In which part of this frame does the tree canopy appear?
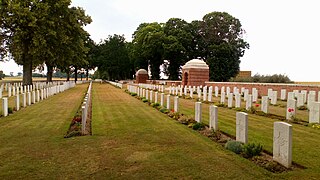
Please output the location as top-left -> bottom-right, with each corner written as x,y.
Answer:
0,0 -> 91,84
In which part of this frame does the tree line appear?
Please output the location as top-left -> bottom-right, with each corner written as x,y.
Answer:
93,12 -> 249,81
1,1 -> 249,84
0,0 -> 93,85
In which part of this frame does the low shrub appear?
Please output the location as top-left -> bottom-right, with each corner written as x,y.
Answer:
216,103 -> 227,108
225,140 -> 243,154
234,107 -> 247,112
298,105 -> 308,110
8,107 -> 13,114
192,122 -> 205,130
142,98 -> 148,103
159,107 -> 169,114
130,92 -> 137,96
242,143 -> 263,158
178,115 -> 196,125
151,102 -> 160,108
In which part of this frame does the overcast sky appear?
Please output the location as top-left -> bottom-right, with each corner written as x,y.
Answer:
1,0 -> 319,82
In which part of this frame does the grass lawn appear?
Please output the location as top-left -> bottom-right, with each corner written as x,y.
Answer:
2,82 -> 319,179
161,91 -> 320,179
0,83 -> 272,179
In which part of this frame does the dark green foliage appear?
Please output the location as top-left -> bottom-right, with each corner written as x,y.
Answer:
192,122 -> 205,130
130,92 -> 137,97
93,35 -> 132,80
159,108 -> 169,114
151,102 -> 160,107
142,98 -> 148,103
225,140 -> 243,154
242,143 -> 263,158
8,107 -> 13,114
230,73 -> 293,83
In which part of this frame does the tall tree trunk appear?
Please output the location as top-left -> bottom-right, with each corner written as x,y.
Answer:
23,57 -> 33,85
66,69 -> 70,81
86,68 -> 89,81
46,64 -> 53,82
74,66 -> 78,83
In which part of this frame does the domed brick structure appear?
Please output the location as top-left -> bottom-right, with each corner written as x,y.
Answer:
135,69 -> 148,83
182,59 -> 209,86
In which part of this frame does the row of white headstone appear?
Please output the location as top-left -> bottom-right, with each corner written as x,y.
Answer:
194,101 -> 292,168
0,81 -> 88,99
1,81 -> 76,117
168,85 -> 320,123
127,84 -> 293,168
137,83 -> 164,92
81,82 -> 92,135
107,81 -> 123,88
127,85 -> 179,112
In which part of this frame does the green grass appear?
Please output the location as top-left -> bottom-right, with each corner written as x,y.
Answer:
0,83 -> 271,179
1,83 -> 320,178
161,93 -> 320,178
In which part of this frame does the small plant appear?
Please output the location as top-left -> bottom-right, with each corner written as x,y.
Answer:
234,107 -> 247,112
248,106 -> 257,114
192,122 -> 205,130
242,143 -> 263,158
168,111 -> 180,119
142,98 -> 148,103
152,102 -> 160,107
130,92 -> 137,96
312,124 -> 320,129
159,107 -> 169,114
216,103 -> 227,107
225,140 -> 243,154
178,115 -> 196,125
8,107 -> 13,114
298,105 -> 308,110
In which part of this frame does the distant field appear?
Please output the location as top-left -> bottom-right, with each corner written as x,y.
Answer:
295,82 -> 320,85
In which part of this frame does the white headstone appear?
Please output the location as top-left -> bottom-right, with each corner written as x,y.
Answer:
309,102 -> 320,123
32,91 -> 36,104
280,89 -> 287,100
195,102 -> 202,123
209,105 -> 218,131
203,88 -> 207,101
301,90 -> 307,103
208,86 -> 212,102
228,93 -> 233,108
23,93 -> 26,107
252,88 -> 258,102
268,88 -> 273,99
286,99 -> 297,120
8,86 -> 11,97
297,93 -> 304,107
146,90 -> 149,100
236,112 -> 248,144
287,92 -> 294,100
27,92 -> 31,106
215,86 -> 219,97
155,92 -> 158,103
2,97 -> 8,117
244,89 -> 249,101
273,122 -> 292,168
307,93 -> 316,109
261,96 -> 269,114
235,93 -> 241,108
160,93 -> 164,106
15,95 -> 20,111
271,91 -> 278,105
150,91 -> 153,102
246,95 -> 252,110
220,92 -> 225,104
166,95 -> 171,110
174,96 -> 179,112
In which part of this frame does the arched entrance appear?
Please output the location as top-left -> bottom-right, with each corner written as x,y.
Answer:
182,72 -> 188,86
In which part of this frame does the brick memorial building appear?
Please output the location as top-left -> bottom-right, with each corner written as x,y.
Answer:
135,69 -> 148,83
182,59 -> 209,86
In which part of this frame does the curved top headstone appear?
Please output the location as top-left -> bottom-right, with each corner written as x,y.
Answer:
182,59 -> 209,69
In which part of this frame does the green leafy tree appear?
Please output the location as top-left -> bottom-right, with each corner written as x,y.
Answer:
132,22 -> 165,79
94,34 -> 131,80
163,18 -> 193,80
0,0 -> 91,84
201,12 -> 249,81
